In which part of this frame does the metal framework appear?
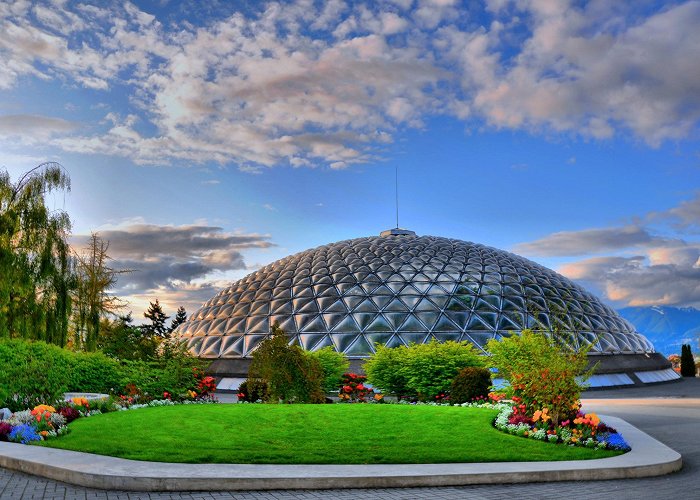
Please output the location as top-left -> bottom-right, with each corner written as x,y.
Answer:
176,230 -> 654,359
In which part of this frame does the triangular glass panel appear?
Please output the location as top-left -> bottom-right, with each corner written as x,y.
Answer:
413,273 -> 432,282
384,298 -> 409,312
272,287 -> 292,299
245,316 -> 269,333
474,297 -> 499,312
199,337 -> 221,358
402,284 -> 423,295
400,295 -> 422,309
316,296 -> 337,311
353,312 -> 378,330
465,315 -> 492,331
318,286 -> 340,298
372,284 -> 393,296
433,314 -> 459,332
292,286 -> 314,298
476,311 -> 498,329
187,337 -> 203,355
331,315 -> 361,333
331,333 -> 359,353
445,298 -> 468,312
342,295 -> 364,310
296,300 -> 320,314
463,332 -> 493,351
445,310 -> 469,329
399,314 -> 428,332
288,334 -> 300,347
323,299 -> 348,313
300,315 -> 326,333
372,295 -> 392,309
427,296 -> 449,309
417,311 -> 440,329
206,318 -> 227,336
414,298 -> 439,312
384,312 -> 409,329
344,335 -> 373,356
354,298 -> 378,313
386,281 -> 405,293
360,282 -> 380,294
365,314 -> 393,332
270,300 -> 293,315
220,336 -> 245,357
365,332 -> 394,349
300,333 -> 326,350
322,313 -> 344,330
398,332 -> 429,345
497,314 -> 519,331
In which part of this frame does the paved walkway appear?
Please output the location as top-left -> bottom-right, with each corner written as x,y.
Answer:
1,379 -> 698,499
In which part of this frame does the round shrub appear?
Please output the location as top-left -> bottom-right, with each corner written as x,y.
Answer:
449,367 -> 492,404
68,352 -> 123,393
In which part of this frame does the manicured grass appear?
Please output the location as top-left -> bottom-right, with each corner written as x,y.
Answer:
41,405 -> 622,464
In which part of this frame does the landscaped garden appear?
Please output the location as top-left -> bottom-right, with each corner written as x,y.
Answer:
39,404 -> 623,464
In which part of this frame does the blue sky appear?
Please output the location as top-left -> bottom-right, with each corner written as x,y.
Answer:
2,0 -> 700,318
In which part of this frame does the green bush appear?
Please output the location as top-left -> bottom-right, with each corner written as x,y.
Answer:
449,367 -> 492,404
680,344 -> 696,377
486,329 -> 591,425
249,323 -> 325,403
364,340 -> 484,400
0,339 -> 73,410
68,351 -> 123,393
237,379 -> 269,402
304,347 -> 349,393
0,339 -> 208,410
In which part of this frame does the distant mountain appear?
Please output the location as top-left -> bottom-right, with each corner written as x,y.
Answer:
617,306 -> 700,356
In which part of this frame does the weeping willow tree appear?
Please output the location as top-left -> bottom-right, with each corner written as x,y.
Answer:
0,163 -> 74,345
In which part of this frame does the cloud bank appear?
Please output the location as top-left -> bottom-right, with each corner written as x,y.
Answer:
1,1 -> 699,169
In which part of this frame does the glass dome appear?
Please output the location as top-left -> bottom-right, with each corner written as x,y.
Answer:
176,230 -> 655,359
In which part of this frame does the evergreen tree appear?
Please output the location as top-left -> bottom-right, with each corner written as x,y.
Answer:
680,344 -> 696,377
168,306 -> 187,334
0,163 -> 73,344
143,299 -> 170,338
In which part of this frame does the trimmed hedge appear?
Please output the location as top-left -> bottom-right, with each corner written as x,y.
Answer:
0,339 -> 207,411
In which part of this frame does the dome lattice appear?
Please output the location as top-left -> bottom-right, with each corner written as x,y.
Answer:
177,233 -> 654,359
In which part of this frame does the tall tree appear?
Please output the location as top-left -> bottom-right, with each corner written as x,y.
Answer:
72,233 -> 129,351
143,299 -> 170,338
0,163 -> 73,345
168,306 -> 187,334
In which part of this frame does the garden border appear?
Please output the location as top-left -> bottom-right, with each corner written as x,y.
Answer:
0,415 -> 681,491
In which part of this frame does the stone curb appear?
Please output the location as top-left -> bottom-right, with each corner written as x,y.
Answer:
0,415 -> 681,492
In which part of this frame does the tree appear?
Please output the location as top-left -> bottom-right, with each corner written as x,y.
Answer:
680,344 -> 696,377
72,233 -> 129,351
98,313 -> 158,360
142,299 -> 169,338
168,306 -> 187,334
249,323 -> 325,403
0,164 -> 73,345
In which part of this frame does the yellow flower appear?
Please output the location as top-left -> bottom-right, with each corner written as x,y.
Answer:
532,410 -> 542,422
33,404 -> 56,413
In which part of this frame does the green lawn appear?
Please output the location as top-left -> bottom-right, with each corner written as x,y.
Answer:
41,404 -> 623,464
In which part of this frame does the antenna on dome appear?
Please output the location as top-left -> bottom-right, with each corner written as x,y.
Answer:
395,165 -> 399,229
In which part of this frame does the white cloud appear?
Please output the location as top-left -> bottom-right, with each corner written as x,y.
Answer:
2,0 -> 700,169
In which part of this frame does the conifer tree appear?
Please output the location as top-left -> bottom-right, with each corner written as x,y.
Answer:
168,306 -> 187,334
680,344 -> 696,377
143,299 -> 170,338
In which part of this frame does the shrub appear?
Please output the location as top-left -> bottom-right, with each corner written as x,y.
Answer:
449,367 -> 492,404
68,351 -> 123,393
237,379 -> 269,402
363,343 -> 413,398
249,323 -> 325,403
0,340 -> 72,411
364,340 -> 484,400
486,329 -> 592,425
305,347 -> 349,393
0,422 -> 11,441
680,344 -> 696,377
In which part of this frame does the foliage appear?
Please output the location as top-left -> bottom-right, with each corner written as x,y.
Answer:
0,164 -> 73,346
486,329 -> 592,425
237,379 -> 269,402
67,351 -> 123,393
449,367 -> 492,404
142,299 -> 170,339
98,314 -> 159,360
364,340 -> 484,400
249,323 -> 325,403
338,373 -> 373,402
304,346 -> 349,393
42,405 -> 620,463
680,344 -> 696,377
168,306 -> 187,334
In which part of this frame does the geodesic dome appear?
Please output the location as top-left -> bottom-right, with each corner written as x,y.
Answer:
176,229 -> 655,360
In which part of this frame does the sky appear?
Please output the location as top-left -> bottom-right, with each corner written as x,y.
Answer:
1,0 -> 700,320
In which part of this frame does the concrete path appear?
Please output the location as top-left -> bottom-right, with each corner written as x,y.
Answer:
1,378 -> 698,499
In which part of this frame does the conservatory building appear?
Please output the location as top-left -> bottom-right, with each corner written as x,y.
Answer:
175,228 -> 677,389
